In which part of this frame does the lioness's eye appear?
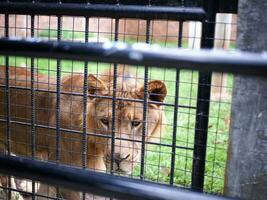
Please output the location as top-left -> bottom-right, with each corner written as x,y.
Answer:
131,120 -> 141,128
100,118 -> 109,127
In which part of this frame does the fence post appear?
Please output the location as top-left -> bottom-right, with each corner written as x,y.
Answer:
224,0 -> 267,199
191,0 -> 218,192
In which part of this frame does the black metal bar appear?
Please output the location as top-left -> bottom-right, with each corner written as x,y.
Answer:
170,20 -> 183,185
81,16 -> 89,200
191,0 -> 218,192
110,18 -> 119,173
0,0 -> 201,7
0,0 -> 238,12
55,16 -> 62,164
140,19 -> 151,180
0,154 -> 232,200
81,15 -> 89,200
1,38 -> 267,76
4,15 -> 10,156
35,0 -> 201,7
0,2 -> 206,21
55,15 -> 62,199
81,17 -> 89,173
4,13 -> 11,200
82,16 -> 89,171
30,14 -> 36,162
169,67 -> 180,185
30,13 -> 36,200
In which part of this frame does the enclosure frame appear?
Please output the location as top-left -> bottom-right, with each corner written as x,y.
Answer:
0,0 -> 245,199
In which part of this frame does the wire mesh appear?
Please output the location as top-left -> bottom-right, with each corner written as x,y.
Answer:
0,1 -> 237,199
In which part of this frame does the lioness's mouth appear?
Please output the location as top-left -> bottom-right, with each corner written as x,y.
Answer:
105,161 -> 132,175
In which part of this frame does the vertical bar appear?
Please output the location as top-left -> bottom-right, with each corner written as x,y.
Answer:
170,21 -> 183,185
82,16 -> 89,200
110,18 -> 119,173
82,17 -> 89,170
4,15 -> 10,155
55,15 -> 62,163
140,19 -> 151,180
4,13 -> 12,200
56,15 -> 62,199
30,14 -> 36,200
191,0 -> 218,192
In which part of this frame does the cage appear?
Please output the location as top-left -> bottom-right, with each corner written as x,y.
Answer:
0,0 -> 266,200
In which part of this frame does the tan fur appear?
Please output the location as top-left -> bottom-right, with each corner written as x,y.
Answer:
0,65 -> 167,199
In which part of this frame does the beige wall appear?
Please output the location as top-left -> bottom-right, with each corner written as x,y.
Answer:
0,14 -> 237,45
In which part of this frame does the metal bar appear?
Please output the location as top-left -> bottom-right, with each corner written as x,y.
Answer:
110,18 -> 119,173
0,0 -> 237,13
191,0 -> 218,192
30,13 -> 36,200
0,2 -> 206,21
1,38 -> 267,76
55,14 -> 62,199
170,20 -> 183,185
82,16 -> 89,200
82,16 -> 89,170
0,154 -> 232,200
0,0 -> 201,7
55,16 -> 62,164
140,19 -> 151,180
4,15 -> 10,156
4,13 -> 11,200
30,14 -> 36,162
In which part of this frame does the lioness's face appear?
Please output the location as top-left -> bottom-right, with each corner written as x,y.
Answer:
88,74 -> 167,174
93,100 -> 163,174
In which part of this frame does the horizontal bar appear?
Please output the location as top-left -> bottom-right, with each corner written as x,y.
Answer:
0,154 -> 231,200
12,0 -> 201,7
1,0 -> 237,13
0,2 -> 206,21
1,38 -> 267,76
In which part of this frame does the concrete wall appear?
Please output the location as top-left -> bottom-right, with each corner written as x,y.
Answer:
224,0 -> 267,199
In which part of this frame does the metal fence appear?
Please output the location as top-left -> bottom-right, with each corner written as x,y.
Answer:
0,0 -> 252,200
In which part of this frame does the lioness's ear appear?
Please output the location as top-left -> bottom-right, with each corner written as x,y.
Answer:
137,80 -> 167,104
88,74 -> 107,98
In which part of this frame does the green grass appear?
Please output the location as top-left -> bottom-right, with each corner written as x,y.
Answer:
0,55 -> 233,194
38,29 -> 95,40
37,29 -> 189,47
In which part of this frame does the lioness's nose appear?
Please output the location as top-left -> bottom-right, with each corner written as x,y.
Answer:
114,153 -> 130,164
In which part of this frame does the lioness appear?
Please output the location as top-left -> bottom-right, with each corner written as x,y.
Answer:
0,65 -> 166,199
